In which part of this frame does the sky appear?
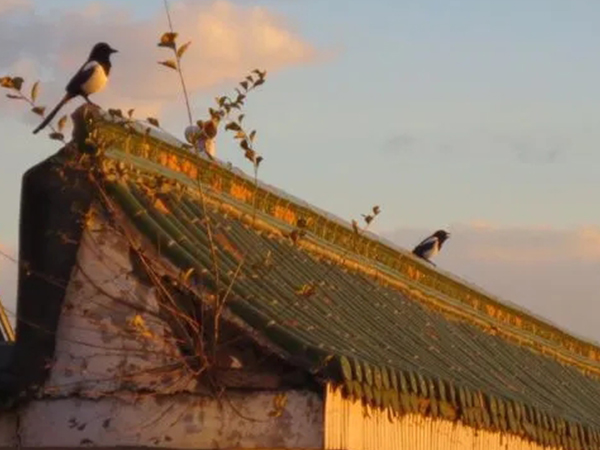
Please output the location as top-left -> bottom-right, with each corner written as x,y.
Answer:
1,0 -> 599,342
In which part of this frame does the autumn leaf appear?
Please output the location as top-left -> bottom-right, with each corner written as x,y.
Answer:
31,106 -> 45,116
176,41 -> 191,59
373,205 -> 381,215
295,283 -> 316,298
127,108 -> 135,118
203,120 -> 218,138
253,78 -> 265,87
181,267 -> 195,284
225,122 -> 241,132
158,60 -> 178,70
108,108 -> 123,119
238,114 -> 245,124
240,80 -> 249,91
147,117 -> 160,128
158,31 -> 178,49
154,198 -> 170,214
49,132 -> 64,141
11,77 -> 23,91
289,229 -> 300,244
31,81 -> 39,102
255,155 -> 264,168
208,107 -> 221,120
362,214 -> 374,225
0,77 -> 12,88
240,139 -> 250,151
57,115 -> 68,132
5,94 -> 21,99
249,130 -> 257,142
234,130 -> 246,140
244,148 -> 256,163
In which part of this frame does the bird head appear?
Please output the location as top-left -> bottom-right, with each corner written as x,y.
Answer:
433,229 -> 450,243
89,42 -> 118,61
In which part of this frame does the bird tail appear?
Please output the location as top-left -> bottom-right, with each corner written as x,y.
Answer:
32,93 -> 73,134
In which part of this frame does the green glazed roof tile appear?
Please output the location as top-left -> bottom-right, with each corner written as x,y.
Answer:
90,117 -> 600,448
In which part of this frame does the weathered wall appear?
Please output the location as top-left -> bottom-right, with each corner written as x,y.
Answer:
19,390 -> 322,448
324,384 -> 562,450
8,206 -> 323,449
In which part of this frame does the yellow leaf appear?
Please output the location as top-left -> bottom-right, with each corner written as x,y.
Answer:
181,268 -> 195,283
57,115 -> 68,132
154,198 -> 170,214
31,81 -> 39,102
176,41 -> 191,59
0,77 -> 13,88
295,283 -> 316,297
158,60 -> 178,70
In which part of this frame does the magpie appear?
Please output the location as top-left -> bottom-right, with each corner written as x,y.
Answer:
412,229 -> 450,265
33,42 -> 118,134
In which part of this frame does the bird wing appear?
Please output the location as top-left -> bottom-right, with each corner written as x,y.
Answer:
412,235 -> 438,256
66,61 -> 105,96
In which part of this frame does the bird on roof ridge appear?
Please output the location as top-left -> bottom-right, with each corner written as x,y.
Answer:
412,229 -> 450,266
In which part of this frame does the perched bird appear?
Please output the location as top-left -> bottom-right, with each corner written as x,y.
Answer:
33,42 -> 118,134
412,229 -> 450,265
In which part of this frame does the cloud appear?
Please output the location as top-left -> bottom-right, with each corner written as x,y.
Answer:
0,0 -> 31,15
383,224 -> 600,342
492,133 -> 569,165
382,134 -> 416,154
0,0 -> 321,117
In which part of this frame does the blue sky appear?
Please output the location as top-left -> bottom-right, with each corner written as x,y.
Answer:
1,0 -> 600,339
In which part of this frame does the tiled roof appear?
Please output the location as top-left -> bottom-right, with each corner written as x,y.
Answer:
88,109 -> 600,449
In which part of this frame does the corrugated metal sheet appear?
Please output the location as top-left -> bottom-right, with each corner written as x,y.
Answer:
325,384 -> 560,450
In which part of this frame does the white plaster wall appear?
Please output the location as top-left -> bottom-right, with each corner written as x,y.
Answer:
46,208 -> 194,396
20,390 -> 323,449
15,206 -> 324,448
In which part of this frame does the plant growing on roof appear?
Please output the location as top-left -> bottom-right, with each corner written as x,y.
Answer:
1,76 -> 68,143
156,0 -> 267,165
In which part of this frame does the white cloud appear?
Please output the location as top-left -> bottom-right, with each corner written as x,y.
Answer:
0,0 -> 320,117
0,0 -> 31,15
384,224 -> 600,343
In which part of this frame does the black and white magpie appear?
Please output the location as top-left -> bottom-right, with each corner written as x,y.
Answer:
33,42 -> 118,134
412,229 -> 450,264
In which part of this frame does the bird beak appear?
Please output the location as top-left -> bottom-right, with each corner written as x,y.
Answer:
110,48 -> 118,54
